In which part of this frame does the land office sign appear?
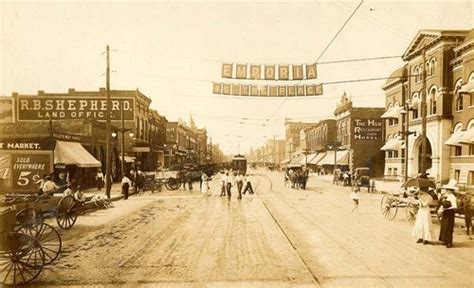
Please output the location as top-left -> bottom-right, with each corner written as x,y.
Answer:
353,118 -> 383,140
16,96 -> 134,121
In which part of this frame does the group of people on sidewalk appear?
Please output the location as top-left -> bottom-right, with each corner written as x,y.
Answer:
411,183 -> 459,248
219,169 -> 254,199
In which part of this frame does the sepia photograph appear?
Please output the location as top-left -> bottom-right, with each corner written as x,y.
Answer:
0,0 -> 473,287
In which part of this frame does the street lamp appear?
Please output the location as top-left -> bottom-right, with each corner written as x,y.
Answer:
112,130 -> 134,179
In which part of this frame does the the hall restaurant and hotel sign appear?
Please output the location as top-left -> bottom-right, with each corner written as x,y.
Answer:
16,96 -> 135,121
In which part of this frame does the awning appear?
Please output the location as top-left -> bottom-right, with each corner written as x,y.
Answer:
309,152 -> 326,165
318,150 -> 349,166
381,139 -> 403,151
54,141 -> 101,168
458,129 -> 474,144
444,131 -> 464,146
460,81 -> 474,93
380,107 -> 401,119
290,154 -> 305,164
119,154 -> 136,163
281,159 -> 290,164
304,153 -> 318,164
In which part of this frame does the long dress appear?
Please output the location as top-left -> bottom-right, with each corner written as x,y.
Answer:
201,174 -> 209,194
412,193 -> 433,241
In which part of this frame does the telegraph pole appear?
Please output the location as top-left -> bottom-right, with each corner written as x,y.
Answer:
420,48 -> 427,174
105,45 -> 112,199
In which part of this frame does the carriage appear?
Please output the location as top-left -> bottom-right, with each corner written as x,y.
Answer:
1,204 -> 62,285
381,178 -> 473,234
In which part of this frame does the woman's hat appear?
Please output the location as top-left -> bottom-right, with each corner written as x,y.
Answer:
442,179 -> 458,191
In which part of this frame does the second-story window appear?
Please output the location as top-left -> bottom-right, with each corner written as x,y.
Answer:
456,94 -> 464,111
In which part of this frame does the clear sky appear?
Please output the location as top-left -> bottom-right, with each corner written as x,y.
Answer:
1,0 -> 472,155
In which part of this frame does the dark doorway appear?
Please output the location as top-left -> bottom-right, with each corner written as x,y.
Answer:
418,137 -> 432,174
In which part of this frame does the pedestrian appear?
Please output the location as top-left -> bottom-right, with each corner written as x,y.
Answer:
136,170 -> 144,195
243,174 -> 254,195
129,168 -> 136,188
220,170 -> 227,196
412,187 -> 434,244
200,172 -> 209,194
438,184 -> 458,248
42,175 -> 59,194
225,171 -> 234,199
349,187 -> 360,213
62,184 -> 74,197
187,170 -> 193,191
95,168 -> 105,192
121,173 -> 132,200
236,171 -> 243,200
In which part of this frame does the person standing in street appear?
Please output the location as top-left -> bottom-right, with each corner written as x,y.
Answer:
95,168 -> 105,192
219,170 -> 227,196
349,187 -> 360,213
236,171 -> 243,200
438,185 -> 458,248
225,170 -> 234,199
243,174 -> 254,195
121,173 -> 132,200
412,187 -> 434,244
200,172 -> 209,194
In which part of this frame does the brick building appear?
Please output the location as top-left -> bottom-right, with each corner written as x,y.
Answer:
284,119 -> 315,161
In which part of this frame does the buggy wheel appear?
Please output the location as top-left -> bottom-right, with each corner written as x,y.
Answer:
380,194 -> 398,220
406,201 -> 418,224
56,195 -> 78,230
165,177 -> 180,190
15,207 -> 43,232
0,232 -> 45,286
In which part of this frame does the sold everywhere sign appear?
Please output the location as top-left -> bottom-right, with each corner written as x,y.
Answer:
16,96 -> 134,121
0,139 -> 53,193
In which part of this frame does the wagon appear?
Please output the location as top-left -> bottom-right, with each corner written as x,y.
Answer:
380,177 -> 438,222
353,167 -> 374,192
0,205 -> 62,286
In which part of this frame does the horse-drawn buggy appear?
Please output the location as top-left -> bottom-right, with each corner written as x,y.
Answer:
1,200 -> 62,285
381,178 -> 473,234
352,167 -> 375,192
285,164 -> 309,190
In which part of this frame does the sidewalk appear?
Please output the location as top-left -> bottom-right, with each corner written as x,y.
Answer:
308,173 -> 403,194
81,182 -> 125,201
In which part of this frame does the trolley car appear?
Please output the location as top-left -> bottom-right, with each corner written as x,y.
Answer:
231,154 -> 247,175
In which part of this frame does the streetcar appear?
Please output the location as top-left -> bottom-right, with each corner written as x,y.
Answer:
231,154 -> 247,175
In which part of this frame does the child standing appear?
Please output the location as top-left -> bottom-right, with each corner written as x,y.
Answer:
349,187 -> 360,213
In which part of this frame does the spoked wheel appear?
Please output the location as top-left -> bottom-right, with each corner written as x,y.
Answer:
56,195 -> 78,230
15,207 -> 43,233
165,177 -> 181,190
380,194 -> 398,220
18,223 -> 62,265
406,201 -> 418,224
0,232 -> 45,286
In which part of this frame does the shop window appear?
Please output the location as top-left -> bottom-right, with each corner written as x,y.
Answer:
455,146 -> 462,156
393,168 -> 398,176
454,170 -> 460,181
393,151 -> 399,158
388,168 -> 392,176
413,109 -> 418,119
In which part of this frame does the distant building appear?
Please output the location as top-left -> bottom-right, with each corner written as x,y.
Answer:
284,119 -> 315,162
333,93 -> 385,177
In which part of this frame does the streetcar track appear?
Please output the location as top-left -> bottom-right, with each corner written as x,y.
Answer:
251,172 -> 321,286
254,172 -> 395,287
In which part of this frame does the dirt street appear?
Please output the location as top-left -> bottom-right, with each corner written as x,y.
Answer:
37,186 -> 316,287
35,170 -> 473,287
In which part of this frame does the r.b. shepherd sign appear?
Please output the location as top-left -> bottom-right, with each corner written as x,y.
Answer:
16,96 -> 134,121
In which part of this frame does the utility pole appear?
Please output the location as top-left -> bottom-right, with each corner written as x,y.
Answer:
105,45 -> 112,199
120,100 -> 125,180
273,135 -> 276,167
420,48 -> 427,174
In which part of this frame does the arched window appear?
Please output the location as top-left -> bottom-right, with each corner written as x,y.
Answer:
455,79 -> 464,111
412,93 -> 419,119
393,102 -> 400,125
426,61 -> 430,77
429,87 -> 437,115
429,58 -> 436,76
414,66 -> 419,83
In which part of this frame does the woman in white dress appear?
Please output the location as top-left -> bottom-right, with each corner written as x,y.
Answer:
412,188 -> 434,244
201,172 -> 209,194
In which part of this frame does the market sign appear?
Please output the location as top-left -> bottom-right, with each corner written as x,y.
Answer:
353,118 -> 383,140
16,96 -> 134,121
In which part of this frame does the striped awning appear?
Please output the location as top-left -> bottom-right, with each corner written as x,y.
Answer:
318,150 -> 349,166
445,131 -> 465,146
381,139 -> 403,151
459,129 -> 474,144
